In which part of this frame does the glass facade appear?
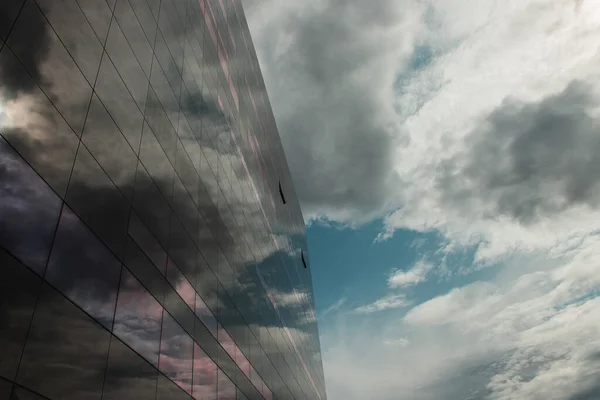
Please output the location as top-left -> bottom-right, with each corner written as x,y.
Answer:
0,1 -> 327,399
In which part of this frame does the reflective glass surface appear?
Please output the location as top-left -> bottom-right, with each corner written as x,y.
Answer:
0,0 -> 327,398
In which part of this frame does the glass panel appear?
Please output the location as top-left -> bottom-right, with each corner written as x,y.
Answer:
192,344 -> 217,400
217,323 -> 236,366
102,337 -> 159,400
82,94 -> 138,200
65,145 -> 130,258
36,0 -> 104,84
16,284 -> 111,400
131,161 -> 172,250
123,236 -> 167,302
0,248 -> 42,381
163,285 -> 195,336
158,312 -> 193,395
217,369 -> 235,400
0,46 -> 79,198
45,206 -> 122,329
155,373 -> 192,400
8,0 -> 92,134
113,268 -> 163,367
172,172 -> 199,245
194,294 -> 217,339
105,19 -> 148,112
0,0 -> 25,42
113,0 -> 153,77
149,49 -> 180,131
128,0 -> 158,47
143,86 -> 177,165
166,259 -> 196,309
76,0 -> 113,43
0,136 -> 62,274
128,211 -> 168,275
9,386 -> 46,400
168,215 -> 197,281
95,50 -> 144,152
139,121 -> 175,202
0,377 -> 11,400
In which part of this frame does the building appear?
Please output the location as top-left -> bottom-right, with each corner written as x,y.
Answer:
0,1 -> 327,399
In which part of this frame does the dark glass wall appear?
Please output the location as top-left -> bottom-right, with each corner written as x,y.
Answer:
0,1 -> 327,399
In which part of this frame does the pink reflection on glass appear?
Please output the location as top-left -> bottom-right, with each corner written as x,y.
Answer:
217,369 -> 236,400
193,344 -> 218,400
113,269 -> 163,367
159,313 -> 194,394
195,294 -> 218,338
166,258 -> 195,309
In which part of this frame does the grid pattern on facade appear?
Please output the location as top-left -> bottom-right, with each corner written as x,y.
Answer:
0,0 -> 327,399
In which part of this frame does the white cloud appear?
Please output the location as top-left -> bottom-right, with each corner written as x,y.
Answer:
388,259 -> 433,288
384,0 -> 600,261
354,294 -> 411,314
322,235 -> 600,399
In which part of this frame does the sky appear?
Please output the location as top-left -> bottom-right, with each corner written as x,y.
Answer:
241,0 -> 600,399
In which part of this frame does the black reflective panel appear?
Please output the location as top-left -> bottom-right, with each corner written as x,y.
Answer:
158,312 -> 193,395
155,373 -> 192,400
0,377 -> 10,400
0,46 -> 79,198
113,268 -> 163,367
9,386 -> 47,400
45,206 -> 121,329
0,248 -> 42,381
192,344 -> 217,400
113,0 -> 154,77
0,137 -> 62,275
102,337 -> 159,400
105,20 -> 149,112
66,145 -> 130,257
81,94 -> 138,200
36,0 -> 103,84
131,161 -> 171,250
8,0 -> 92,134
123,236 -> 167,302
95,50 -> 144,152
16,284 -> 111,400
128,211 -> 167,275
217,369 -> 236,400
0,0 -> 25,42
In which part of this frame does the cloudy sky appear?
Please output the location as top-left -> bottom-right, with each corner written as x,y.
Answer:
242,0 -> 600,399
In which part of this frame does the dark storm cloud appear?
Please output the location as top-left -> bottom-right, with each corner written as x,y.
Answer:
242,0 -> 408,221
438,80 -> 600,224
